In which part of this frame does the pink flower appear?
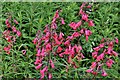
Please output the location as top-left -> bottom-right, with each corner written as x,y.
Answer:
6,36 -> 12,42
33,38 -> 38,44
36,49 -> 41,56
12,26 -> 17,33
54,38 -> 61,45
88,20 -> 94,27
58,32 -> 64,40
115,38 -> 119,44
16,30 -> 21,37
96,53 -> 104,61
64,40 -> 70,46
79,9 -> 84,15
54,10 -> 59,19
80,2 -> 86,9
22,50 -> 26,55
14,19 -> 19,24
61,18 -> 65,25
4,46 -> 11,54
40,66 -> 48,79
5,19 -> 11,28
87,5 -> 91,8
92,51 -> 98,59
75,20 -> 82,29
72,32 -> 80,38
85,36 -> 88,42
102,70 -> 108,76
35,63 -> 42,70
44,25 -> 49,33
51,23 -> 57,29
49,60 -> 55,68
106,59 -> 114,68
93,46 -> 100,52
85,30 -> 92,36
112,51 -> 118,57
57,46 -> 63,53
90,62 -> 97,69
69,22 -> 76,30
4,46 -> 10,52
82,14 -> 88,21
86,68 -> 93,73
48,73 -> 52,80
46,43 -> 52,52
99,43 -> 104,48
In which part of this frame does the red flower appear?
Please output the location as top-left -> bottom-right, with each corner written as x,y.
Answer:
57,46 -> 63,53
88,20 -> 94,27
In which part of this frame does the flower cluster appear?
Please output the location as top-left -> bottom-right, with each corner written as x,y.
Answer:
86,38 -> 119,76
3,17 -> 21,54
69,2 -> 94,42
33,3 -> 95,79
33,10 -> 65,80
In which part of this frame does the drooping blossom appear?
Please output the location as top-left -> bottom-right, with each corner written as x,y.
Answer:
61,18 -> 65,25
16,30 -> 21,37
115,38 -> 119,44
92,51 -> 98,59
57,46 -> 63,53
102,70 -> 108,76
48,73 -> 52,80
88,20 -> 94,27
106,59 -> 114,68
14,19 -> 19,24
90,62 -> 97,69
35,63 -> 42,70
82,14 -> 88,21
96,53 -> 104,61
49,60 -> 55,69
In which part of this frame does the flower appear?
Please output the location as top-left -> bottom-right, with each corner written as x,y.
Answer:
106,59 -> 114,68
86,68 -> 93,73
16,30 -> 21,37
22,50 -> 26,55
49,60 -> 55,69
88,20 -> 94,27
61,18 -> 65,25
57,46 -> 63,53
82,14 -> 88,21
35,63 -> 42,70
115,38 -> 119,44
102,70 -> 108,76
90,62 -> 97,69
96,53 -> 104,61
12,26 -> 17,33
48,73 -> 52,80
92,51 -> 98,59
14,19 -> 19,24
